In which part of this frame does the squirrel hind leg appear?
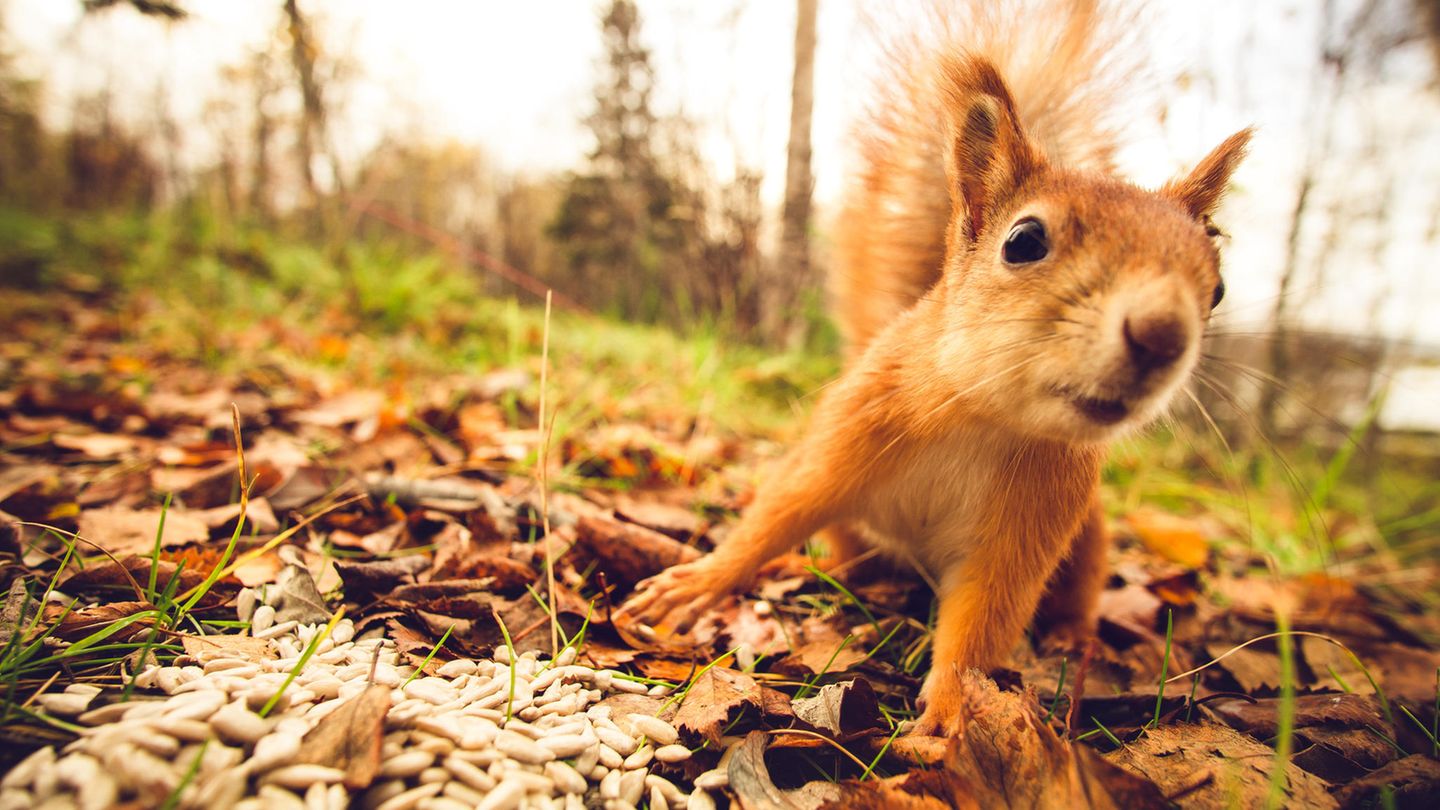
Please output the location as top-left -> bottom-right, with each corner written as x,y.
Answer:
814,523 -> 895,584
1035,497 -> 1109,654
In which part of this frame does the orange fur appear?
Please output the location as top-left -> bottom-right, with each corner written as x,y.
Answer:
618,0 -> 1250,737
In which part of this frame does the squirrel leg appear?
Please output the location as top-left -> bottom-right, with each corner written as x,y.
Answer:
1036,497 -> 1108,654
813,522 -> 881,580
912,535 -> 1068,736
617,460 -> 852,635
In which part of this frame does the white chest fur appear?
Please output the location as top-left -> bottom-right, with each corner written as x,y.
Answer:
851,423 -> 1020,581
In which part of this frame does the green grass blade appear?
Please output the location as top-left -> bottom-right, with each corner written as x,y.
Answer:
401,624 -> 455,689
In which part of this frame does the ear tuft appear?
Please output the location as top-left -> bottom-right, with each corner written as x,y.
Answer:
940,57 -> 1039,244
1163,128 -> 1253,220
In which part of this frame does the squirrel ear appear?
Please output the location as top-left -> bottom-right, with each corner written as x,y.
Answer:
1162,128 -> 1253,220
940,58 -> 1039,243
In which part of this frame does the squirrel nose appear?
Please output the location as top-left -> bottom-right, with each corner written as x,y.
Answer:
1123,314 -> 1187,374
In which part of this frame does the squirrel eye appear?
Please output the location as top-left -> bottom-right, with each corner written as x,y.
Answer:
1211,278 -> 1225,310
1002,218 -> 1048,264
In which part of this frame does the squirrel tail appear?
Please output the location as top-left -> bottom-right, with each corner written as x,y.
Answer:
832,0 -> 1143,354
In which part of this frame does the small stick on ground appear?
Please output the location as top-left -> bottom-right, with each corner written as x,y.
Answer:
1065,637 -> 1097,739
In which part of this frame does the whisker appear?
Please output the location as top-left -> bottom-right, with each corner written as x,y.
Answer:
1190,371 -> 1336,563
1199,356 -> 1351,431
1178,386 -> 1259,540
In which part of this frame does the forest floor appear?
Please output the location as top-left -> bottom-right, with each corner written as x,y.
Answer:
1,212 -> 1438,808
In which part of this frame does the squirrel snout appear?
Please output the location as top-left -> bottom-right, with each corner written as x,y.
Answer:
1122,313 -> 1188,375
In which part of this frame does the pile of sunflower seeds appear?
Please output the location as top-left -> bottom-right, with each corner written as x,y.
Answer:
1,586 -> 729,810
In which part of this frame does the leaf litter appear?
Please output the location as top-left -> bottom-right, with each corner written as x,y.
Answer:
0,297 -> 1436,808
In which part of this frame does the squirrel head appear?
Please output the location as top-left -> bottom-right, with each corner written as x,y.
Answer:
934,56 -> 1250,444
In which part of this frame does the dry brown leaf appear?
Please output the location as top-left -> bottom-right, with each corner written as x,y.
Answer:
76,505 -> 210,555
1205,639 -> 1283,692
1125,508 -> 1209,569
192,497 -> 279,534
52,432 -> 139,458
718,601 -> 790,660
1108,722 -> 1336,809
940,671 -> 1168,810
729,731 -> 845,810
457,401 -> 506,452
775,618 -> 867,677
51,601 -> 154,641
181,633 -> 274,664
1098,583 -> 1162,631
231,548 -> 286,587
573,514 -> 701,587
1332,754 -> 1440,809
333,556 -> 430,599
674,666 -> 762,744
790,679 -> 882,739
613,497 -> 707,541
1206,693 -> 1386,738
292,390 -> 385,428
297,683 -> 392,789
428,521 -> 537,589
820,766 -> 978,810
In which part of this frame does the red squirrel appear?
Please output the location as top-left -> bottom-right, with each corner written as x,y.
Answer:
617,0 -> 1249,736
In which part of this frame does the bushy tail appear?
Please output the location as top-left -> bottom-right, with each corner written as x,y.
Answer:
832,0 -> 1142,354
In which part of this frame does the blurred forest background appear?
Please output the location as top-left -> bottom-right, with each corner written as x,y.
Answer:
1,0 -> 1439,588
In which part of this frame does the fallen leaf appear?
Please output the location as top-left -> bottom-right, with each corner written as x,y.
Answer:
76,505 -> 211,555
51,601 -> 155,641
1292,731 -> 1393,782
334,556 -> 430,599
1098,584 -> 1163,631
428,522 -> 537,589
718,601 -> 790,660
1125,508 -> 1209,569
674,666 -> 762,744
1205,639 -> 1283,692
1146,570 -> 1202,607
775,618 -> 867,677
52,432 -> 139,458
292,390 -> 385,428
267,465 -> 346,512
729,731 -> 844,810
191,498 -> 279,534
1205,693 -> 1386,738
272,564 -> 335,625
820,764 -> 977,810
230,548 -> 286,587
0,579 -> 38,650
573,514 -> 701,587
297,683 -> 392,789
595,693 -> 672,723
614,497 -> 707,541
1108,721 -> 1336,809
1331,754 -> 1440,810
61,555 -> 235,607
181,633 -> 274,664
941,671 -> 1169,810
791,679 -> 883,739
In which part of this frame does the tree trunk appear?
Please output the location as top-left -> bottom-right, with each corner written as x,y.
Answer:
282,0 -> 322,215
768,0 -> 818,347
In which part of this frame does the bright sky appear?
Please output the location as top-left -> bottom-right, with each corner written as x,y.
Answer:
6,0 -> 1439,360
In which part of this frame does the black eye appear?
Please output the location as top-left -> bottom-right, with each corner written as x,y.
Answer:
1002,218 -> 1049,264
1211,278 -> 1225,310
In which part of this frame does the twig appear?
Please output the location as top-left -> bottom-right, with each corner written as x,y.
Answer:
1065,637 -> 1097,738
766,728 -> 872,772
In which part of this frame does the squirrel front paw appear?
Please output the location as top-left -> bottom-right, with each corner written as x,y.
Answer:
615,559 -> 731,636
